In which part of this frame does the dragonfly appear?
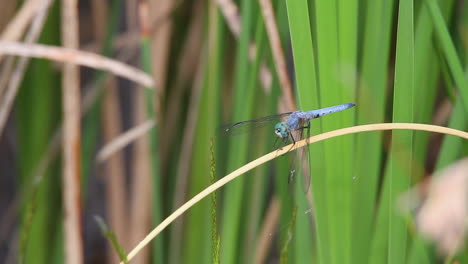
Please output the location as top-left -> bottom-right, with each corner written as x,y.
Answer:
222,102 -> 356,186
223,102 -> 356,145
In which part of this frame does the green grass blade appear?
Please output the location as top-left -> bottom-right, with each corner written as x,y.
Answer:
94,216 -> 128,264
210,139 -> 220,264
412,0 -> 455,183
314,0 -> 356,263
280,206 -> 297,264
353,1 -> 395,263
432,0 -> 468,171
241,89 -> 272,263
220,1 -> 259,264
184,4 -> 224,264
387,0 -> 414,262
16,2 -> 62,263
284,0 -> 322,262
435,99 -> 468,170
407,233 -> 432,264
425,0 -> 468,115
369,172 -> 391,264
140,33 -> 165,264
80,0 -> 122,190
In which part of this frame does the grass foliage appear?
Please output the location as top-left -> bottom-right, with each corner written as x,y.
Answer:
3,0 -> 468,263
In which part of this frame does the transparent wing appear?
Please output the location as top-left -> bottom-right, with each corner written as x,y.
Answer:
220,112 -> 293,136
286,122 -> 311,193
301,125 -> 312,194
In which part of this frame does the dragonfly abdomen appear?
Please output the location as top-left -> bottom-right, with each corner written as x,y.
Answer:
284,103 -> 356,130
306,103 -> 355,119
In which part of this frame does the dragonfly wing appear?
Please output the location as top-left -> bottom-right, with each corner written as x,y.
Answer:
221,112 -> 293,136
286,122 -> 311,193
301,125 -> 311,193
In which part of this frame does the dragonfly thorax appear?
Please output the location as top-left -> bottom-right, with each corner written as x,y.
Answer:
274,122 -> 290,138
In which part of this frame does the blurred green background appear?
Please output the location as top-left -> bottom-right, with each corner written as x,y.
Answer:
0,0 -> 467,263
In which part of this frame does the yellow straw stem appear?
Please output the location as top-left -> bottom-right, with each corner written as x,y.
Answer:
122,123 -> 468,263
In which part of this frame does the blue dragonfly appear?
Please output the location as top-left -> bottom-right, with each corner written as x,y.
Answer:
222,103 -> 356,186
223,102 -> 355,146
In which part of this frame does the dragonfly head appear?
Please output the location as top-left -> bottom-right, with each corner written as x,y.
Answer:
274,122 -> 289,138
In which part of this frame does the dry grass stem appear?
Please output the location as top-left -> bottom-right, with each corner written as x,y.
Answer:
0,56 -> 15,97
97,119 -> 156,163
0,0 -> 46,64
216,0 -> 240,36
148,0 -> 174,96
258,0 -> 295,111
129,88 -> 153,264
90,0 -> 108,48
126,0 -> 138,32
61,0 -> 83,262
432,99 -> 452,126
161,0 -> 203,174
216,0 -> 272,92
0,0 -> 16,31
81,31 -> 140,56
92,11 -> 128,256
0,78 -> 106,242
125,3 -> 150,262
0,0 -> 53,139
0,40 -> 154,87
122,123 -> 468,263
254,197 -> 280,264
102,78 -> 129,262
0,0 -> 40,43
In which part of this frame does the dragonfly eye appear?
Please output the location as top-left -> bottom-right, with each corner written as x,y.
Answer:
274,122 -> 288,138
274,129 -> 281,137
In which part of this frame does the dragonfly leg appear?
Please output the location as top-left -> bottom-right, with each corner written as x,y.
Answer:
301,120 -> 311,129
286,133 -> 296,152
274,136 -> 281,149
281,137 -> 289,149
274,136 -> 289,152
